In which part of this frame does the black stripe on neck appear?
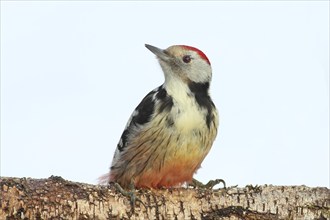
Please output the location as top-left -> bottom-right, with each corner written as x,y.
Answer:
188,81 -> 215,129
188,82 -> 210,96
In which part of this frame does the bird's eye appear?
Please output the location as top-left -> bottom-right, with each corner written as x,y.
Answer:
182,55 -> 191,63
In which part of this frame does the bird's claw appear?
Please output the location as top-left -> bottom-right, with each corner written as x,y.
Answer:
112,182 -> 147,212
190,178 -> 226,189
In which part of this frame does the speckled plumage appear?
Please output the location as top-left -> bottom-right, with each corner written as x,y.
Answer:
105,44 -> 219,189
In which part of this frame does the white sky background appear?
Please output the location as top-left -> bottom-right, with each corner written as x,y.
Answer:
1,1 -> 329,187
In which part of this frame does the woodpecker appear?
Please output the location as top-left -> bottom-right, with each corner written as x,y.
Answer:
106,44 -> 219,189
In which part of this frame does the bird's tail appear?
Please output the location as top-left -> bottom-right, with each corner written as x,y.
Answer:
98,173 -> 110,185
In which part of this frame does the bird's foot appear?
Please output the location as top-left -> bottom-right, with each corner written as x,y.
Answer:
189,178 -> 226,190
111,182 -> 146,212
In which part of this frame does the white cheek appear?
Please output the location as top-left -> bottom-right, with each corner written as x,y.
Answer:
187,62 -> 211,83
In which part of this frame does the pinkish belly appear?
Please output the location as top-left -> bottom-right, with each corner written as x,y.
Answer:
134,157 -> 202,188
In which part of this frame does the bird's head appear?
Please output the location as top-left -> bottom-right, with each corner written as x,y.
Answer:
145,44 -> 212,85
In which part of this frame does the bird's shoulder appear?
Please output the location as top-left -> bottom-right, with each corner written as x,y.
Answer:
117,85 -> 173,151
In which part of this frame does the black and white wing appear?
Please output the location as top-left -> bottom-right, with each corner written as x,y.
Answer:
116,88 -> 158,152
109,84 -> 174,174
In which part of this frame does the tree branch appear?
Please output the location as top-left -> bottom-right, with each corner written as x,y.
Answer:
1,176 -> 329,219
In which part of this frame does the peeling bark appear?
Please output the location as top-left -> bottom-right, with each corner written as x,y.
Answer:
1,176 -> 329,219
